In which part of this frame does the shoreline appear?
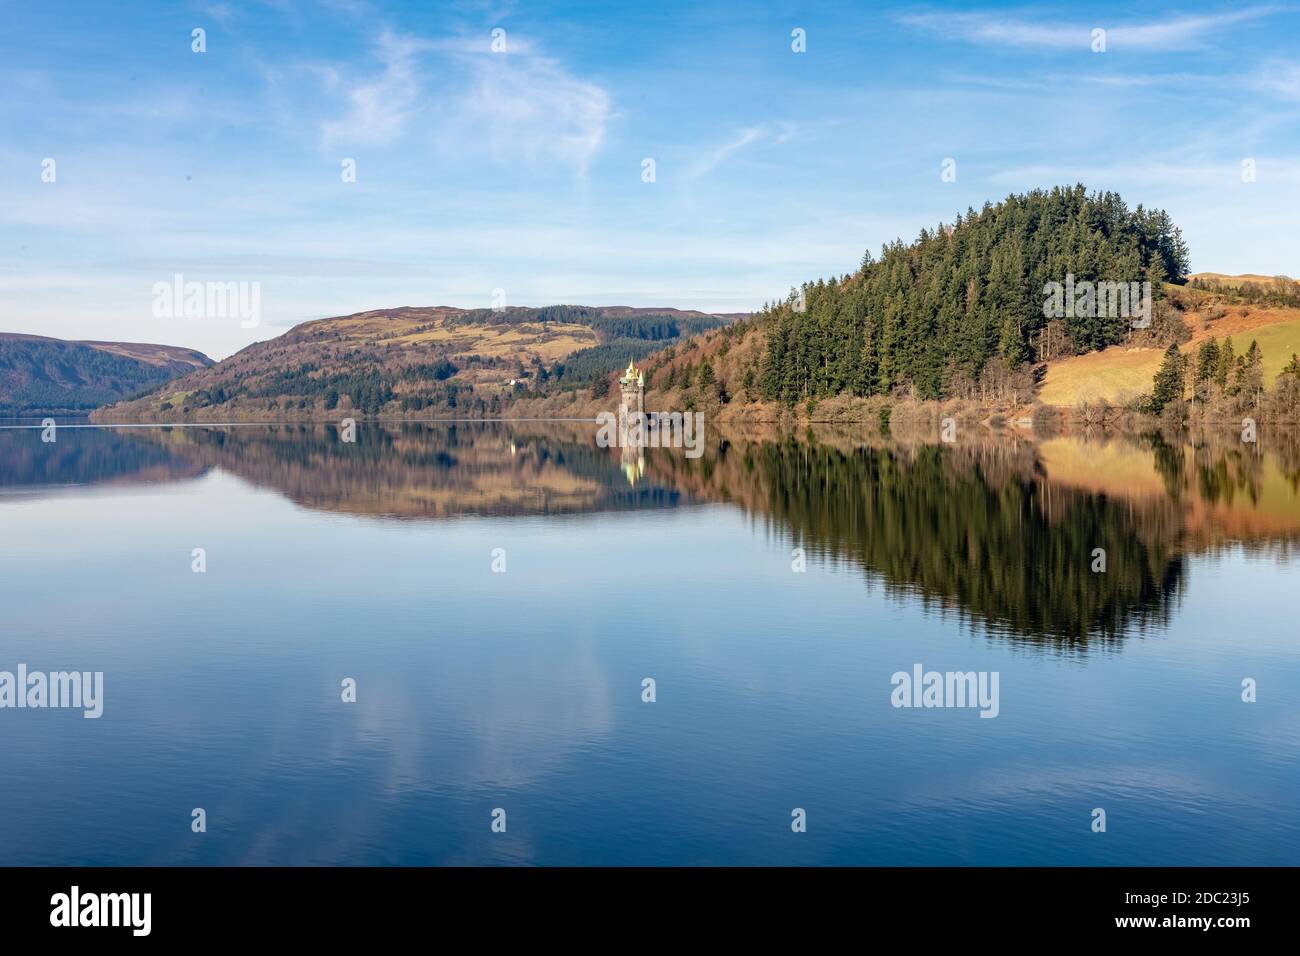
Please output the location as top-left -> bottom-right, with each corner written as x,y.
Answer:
50,407 -> 1300,442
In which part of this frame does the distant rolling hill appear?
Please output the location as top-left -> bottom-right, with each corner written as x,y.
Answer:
0,333 -> 213,416
91,305 -> 740,422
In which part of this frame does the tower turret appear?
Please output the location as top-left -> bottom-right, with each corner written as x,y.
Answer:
618,360 -> 644,422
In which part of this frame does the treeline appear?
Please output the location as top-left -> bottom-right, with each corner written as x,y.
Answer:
587,314 -> 726,341
431,307 -> 732,394
1187,276 -> 1300,309
186,359 -> 464,416
452,305 -> 604,327
759,185 -> 1190,403
549,339 -> 665,387
1140,336 -> 1300,422
511,311 -> 729,391
451,306 -> 726,342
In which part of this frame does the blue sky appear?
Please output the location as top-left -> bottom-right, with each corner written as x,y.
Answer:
2,0 -> 1299,359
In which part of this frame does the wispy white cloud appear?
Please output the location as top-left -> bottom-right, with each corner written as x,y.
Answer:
202,4 -> 233,25
898,6 -> 1282,51
691,127 -> 765,179
686,122 -> 803,180
450,39 -> 612,174
321,29 -> 426,147
315,28 -> 612,173
1252,61 -> 1300,100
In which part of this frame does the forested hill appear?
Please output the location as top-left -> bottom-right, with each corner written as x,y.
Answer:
759,185 -> 1191,402
0,333 -> 213,415
92,305 -> 738,422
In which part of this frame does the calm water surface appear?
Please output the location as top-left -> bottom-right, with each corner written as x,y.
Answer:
1,422 -> 1297,865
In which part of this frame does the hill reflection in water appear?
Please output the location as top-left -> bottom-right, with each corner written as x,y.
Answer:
5,421 -> 1300,647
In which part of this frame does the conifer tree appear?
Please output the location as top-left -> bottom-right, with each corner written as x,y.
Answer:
1150,343 -> 1186,413
1217,337 -> 1235,391
1195,338 -> 1220,383
1244,340 -> 1265,406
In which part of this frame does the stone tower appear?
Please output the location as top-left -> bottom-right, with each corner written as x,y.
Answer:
618,360 -> 644,422
617,360 -> 646,455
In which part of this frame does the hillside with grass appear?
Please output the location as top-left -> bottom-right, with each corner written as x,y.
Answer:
1039,277 -> 1300,408
91,305 -> 737,422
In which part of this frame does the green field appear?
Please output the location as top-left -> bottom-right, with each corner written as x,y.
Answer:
1241,318 -> 1300,381
1040,315 -> 1300,406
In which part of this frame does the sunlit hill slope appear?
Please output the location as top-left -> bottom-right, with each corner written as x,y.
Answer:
1039,275 -> 1300,407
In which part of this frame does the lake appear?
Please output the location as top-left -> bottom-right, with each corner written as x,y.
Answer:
1,421 -> 1297,865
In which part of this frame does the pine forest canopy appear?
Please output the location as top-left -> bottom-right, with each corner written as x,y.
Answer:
759,185 -> 1191,402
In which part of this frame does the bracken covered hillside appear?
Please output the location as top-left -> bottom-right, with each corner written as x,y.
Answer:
92,305 -> 738,422
0,333 -> 212,415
